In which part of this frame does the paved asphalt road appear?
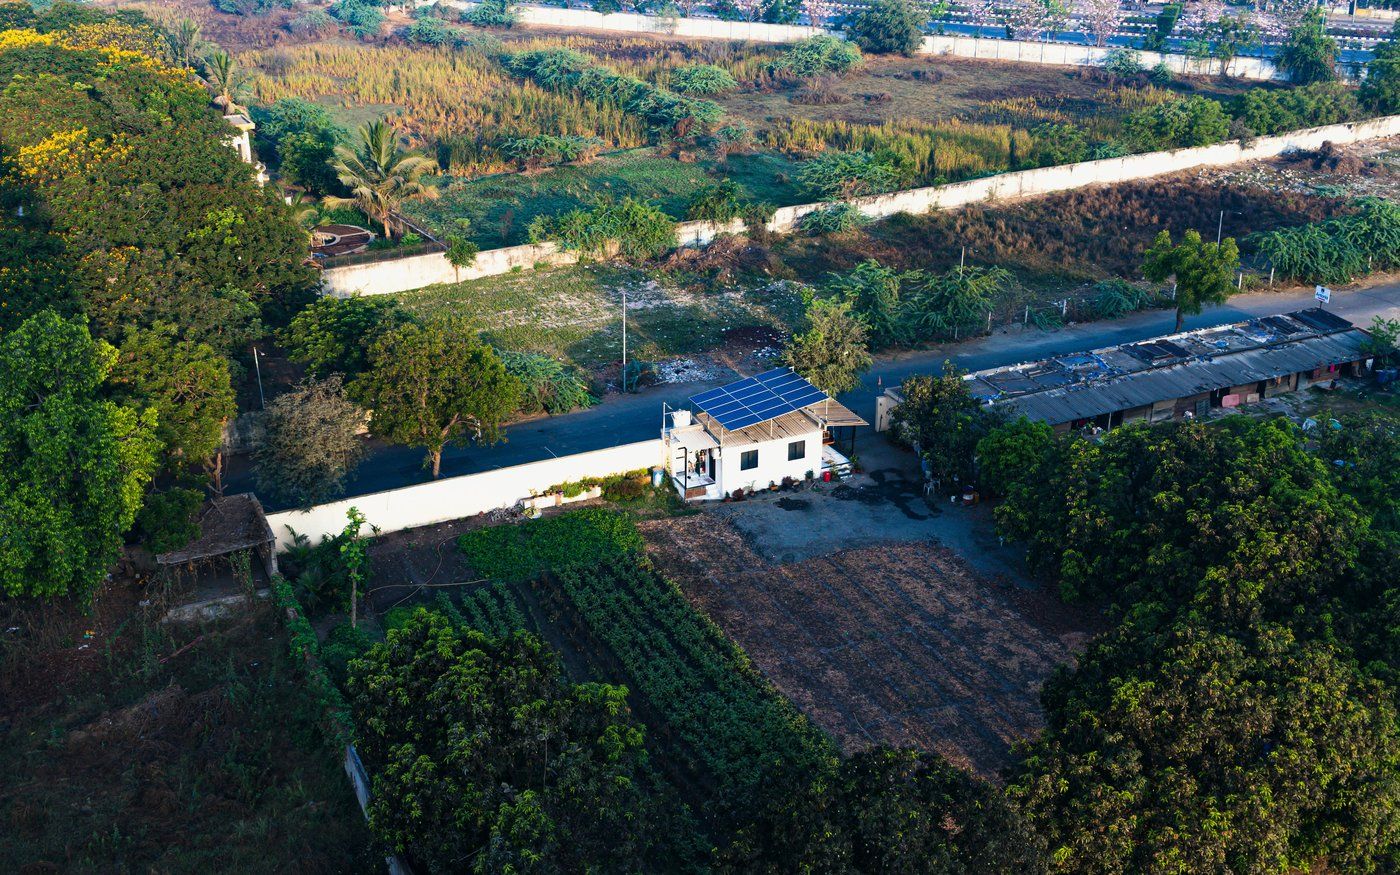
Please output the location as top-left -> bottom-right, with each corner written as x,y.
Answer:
228,281 -> 1400,509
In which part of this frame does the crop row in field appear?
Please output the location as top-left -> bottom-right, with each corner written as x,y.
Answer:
434,586 -> 530,638
549,554 -> 835,820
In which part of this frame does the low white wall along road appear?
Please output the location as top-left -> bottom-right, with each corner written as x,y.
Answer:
264,439 -> 664,550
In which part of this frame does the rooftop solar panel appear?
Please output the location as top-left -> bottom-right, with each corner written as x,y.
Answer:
690,367 -> 830,431
1289,307 -> 1352,333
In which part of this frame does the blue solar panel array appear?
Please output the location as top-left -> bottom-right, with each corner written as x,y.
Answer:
689,367 -> 829,431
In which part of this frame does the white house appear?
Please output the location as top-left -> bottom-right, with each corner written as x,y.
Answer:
662,368 -> 866,500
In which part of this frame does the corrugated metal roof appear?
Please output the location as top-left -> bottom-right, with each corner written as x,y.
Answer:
975,309 -> 1371,425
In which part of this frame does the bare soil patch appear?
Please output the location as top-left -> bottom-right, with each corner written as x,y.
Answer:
640,515 -> 1100,777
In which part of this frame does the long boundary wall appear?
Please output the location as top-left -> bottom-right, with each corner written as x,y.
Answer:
322,114 -> 1400,296
443,2 -> 1284,79
264,439 -> 664,550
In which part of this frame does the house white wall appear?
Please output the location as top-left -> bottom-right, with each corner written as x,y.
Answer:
716,430 -> 822,495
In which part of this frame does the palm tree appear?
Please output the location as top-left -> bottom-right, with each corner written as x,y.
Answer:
166,19 -> 205,70
325,121 -> 438,241
285,191 -> 322,230
202,51 -> 249,112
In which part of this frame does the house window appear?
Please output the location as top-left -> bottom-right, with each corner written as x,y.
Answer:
740,449 -> 758,470
788,440 -> 805,461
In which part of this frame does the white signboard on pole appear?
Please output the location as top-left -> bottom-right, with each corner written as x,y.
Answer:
1315,285 -> 1332,305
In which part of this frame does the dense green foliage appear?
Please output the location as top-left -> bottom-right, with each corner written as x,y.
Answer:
0,26 -> 314,345
0,311 -> 159,598
989,415 -> 1400,873
1257,197 -> 1400,284
0,14 -> 325,579
282,296 -> 411,380
725,746 -> 1046,873
845,0 -> 926,56
783,296 -> 872,396
353,316 -> 522,477
773,35 -> 863,78
1142,228 -> 1239,331
508,48 -> 722,140
669,63 -> 738,94
552,554 -> 837,823
1278,8 -> 1339,85
108,324 -> 236,474
253,98 -> 345,195
685,178 -> 747,222
1230,81 -> 1359,136
500,132 -> 604,170
800,201 -> 868,235
528,195 -> 677,262
497,349 -> 596,414
1363,23 -> 1400,114
458,506 -> 644,583
889,366 -> 1004,485
826,258 -> 1016,347
346,611 -> 657,873
134,485 -> 205,553
1123,95 -> 1230,150
798,149 -> 908,199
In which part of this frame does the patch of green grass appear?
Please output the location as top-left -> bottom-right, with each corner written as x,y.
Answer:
390,264 -> 805,370
458,507 -> 644,584
403,149 -> 805,247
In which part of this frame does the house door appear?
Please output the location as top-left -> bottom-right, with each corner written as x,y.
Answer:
706,450 -> 715,480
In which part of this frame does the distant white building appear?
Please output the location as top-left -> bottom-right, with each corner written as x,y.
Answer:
223,113 -> 269,187
662,368 -> 866,500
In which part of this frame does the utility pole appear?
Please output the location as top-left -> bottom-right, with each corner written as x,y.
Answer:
621,286 -> 628,394
1217,210 -> 1224,245
252,345 -> 266,409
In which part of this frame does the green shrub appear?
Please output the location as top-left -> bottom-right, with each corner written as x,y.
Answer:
464,0 -> 516,27
1256,198 -> 1400,284
1124,95 -> 1229,150
136,487 -> 204,554
499,133 -> 604,170
1103,48 -> 1143,78
1031,122 -> 1088,166
498,350 -> 596,414
1091,278 -> 1153,319
405,16 -> 453,44
1229,82 -> 1359,136
328,0 -> 383,37
801,202 -> 868,235
508,48 -> 722,137
685,178 -> 746,222
774,35 -> 864,78
287,8 -> 335,36
798,149 -> 907,199
527,196 -> 677,262
1149,62 -> 1173,86
320,621 -> 372,688
845,0 -> 925,56
457,507 -> 644,582
669,63 -> 738,94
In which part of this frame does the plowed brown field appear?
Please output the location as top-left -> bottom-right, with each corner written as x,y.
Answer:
641,515 -> 1100,777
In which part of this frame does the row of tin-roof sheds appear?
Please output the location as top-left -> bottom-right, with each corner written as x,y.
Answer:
964,308 -> 1376,429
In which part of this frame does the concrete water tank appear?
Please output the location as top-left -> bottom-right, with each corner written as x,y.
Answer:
672,409 -> 692,428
